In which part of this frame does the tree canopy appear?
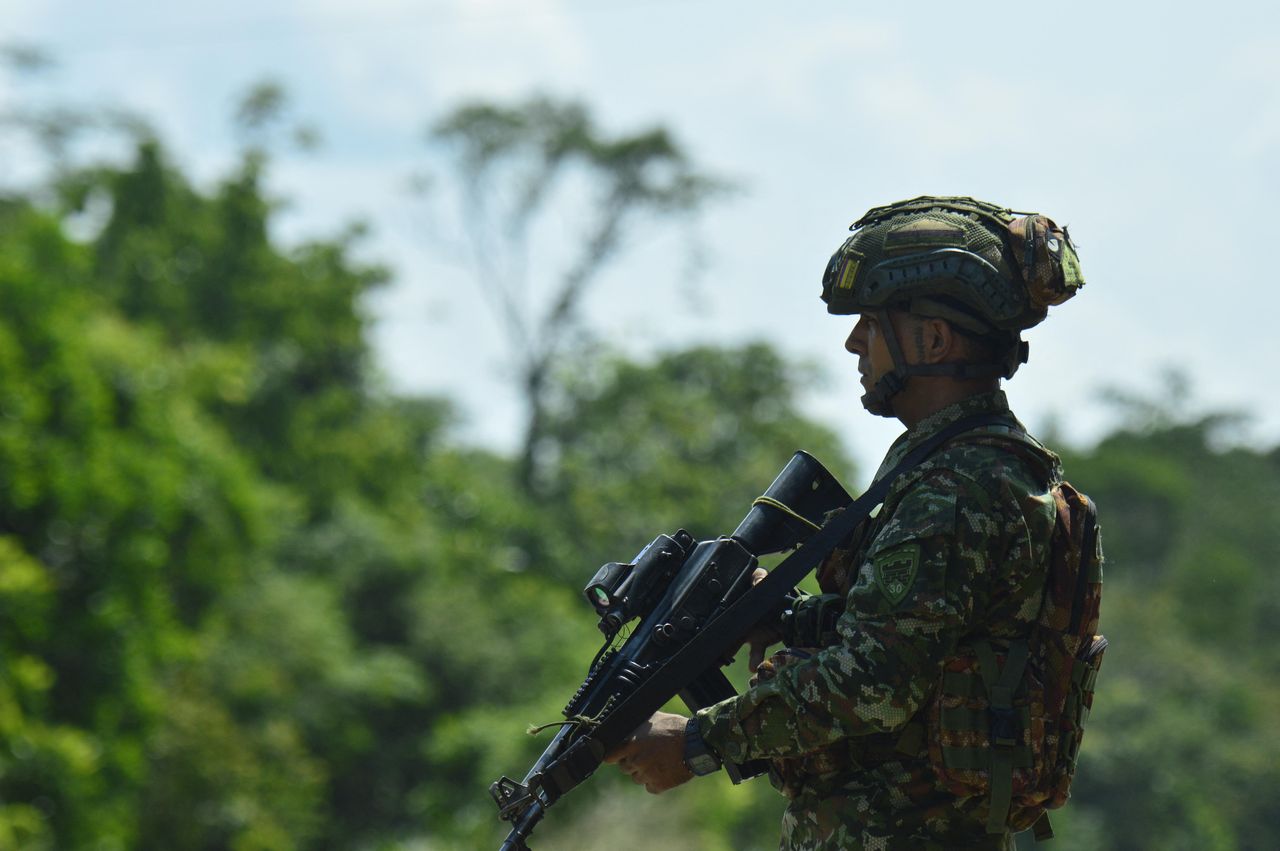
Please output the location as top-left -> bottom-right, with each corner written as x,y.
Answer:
427,96 -> 732,492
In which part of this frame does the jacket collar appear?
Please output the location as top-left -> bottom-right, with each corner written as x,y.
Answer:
873,390 -> 1016,483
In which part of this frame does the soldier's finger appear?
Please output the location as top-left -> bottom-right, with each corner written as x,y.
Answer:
749,642 -> 765,673
611,756 -> 641,781
603,738 -> 636,763
751,567 -> 767,585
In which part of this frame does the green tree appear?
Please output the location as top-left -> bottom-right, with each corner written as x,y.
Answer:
541,342 -> 854,578
0,199 -> 284,848
428,96 -> 732,491
1,121 -> 434,848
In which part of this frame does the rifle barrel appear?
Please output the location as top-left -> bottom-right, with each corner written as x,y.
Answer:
498,800 -> 544,851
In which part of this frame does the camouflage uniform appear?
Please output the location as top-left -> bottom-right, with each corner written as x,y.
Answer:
697,389 -> 1062,850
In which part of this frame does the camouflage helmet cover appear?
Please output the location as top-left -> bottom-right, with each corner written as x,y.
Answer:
821,196 -> 1085,333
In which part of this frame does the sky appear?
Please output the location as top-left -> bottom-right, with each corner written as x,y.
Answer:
5,0 -> 1279,481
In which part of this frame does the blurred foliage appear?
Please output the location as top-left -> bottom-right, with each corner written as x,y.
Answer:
1041,395 -> 1280,851
0,90 -> 1276,851
428,95 -> 734,492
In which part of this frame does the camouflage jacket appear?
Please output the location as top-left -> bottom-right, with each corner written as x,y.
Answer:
697,391 -> 1061,850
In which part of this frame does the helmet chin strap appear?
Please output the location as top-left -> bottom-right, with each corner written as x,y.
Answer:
860,310 -> 912,418
859,311 -> 1029,418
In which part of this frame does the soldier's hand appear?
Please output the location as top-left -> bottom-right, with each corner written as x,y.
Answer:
603,711 -> 692,794
743,567 -> 782,672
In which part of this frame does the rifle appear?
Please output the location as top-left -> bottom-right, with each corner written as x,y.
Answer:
489,450 -> 851,850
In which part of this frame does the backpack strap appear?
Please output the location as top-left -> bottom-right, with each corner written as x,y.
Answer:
1068,491 -> 1101,635
973,638 -> 1032,835
945,425 -> 1059,485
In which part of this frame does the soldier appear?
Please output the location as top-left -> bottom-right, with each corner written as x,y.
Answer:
605,196 -> 1094,849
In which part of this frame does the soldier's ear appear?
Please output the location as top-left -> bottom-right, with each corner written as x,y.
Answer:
922,318 -> 955,364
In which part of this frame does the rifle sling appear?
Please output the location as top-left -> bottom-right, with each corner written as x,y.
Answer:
553,412 -> 1015,798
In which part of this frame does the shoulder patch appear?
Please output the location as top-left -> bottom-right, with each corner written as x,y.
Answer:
873,543 -> 921,605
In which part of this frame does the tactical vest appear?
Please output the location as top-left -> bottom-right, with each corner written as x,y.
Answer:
768,429 -> 1106,840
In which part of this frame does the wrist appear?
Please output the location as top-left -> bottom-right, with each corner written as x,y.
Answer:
682,716 -> 723,777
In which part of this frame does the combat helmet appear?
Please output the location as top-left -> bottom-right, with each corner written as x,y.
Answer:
820,195 -> 1085,416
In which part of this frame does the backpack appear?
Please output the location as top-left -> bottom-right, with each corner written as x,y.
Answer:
924,439 -> 1106,840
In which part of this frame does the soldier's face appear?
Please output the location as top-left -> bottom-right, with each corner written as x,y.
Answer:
844,313 -> 895,392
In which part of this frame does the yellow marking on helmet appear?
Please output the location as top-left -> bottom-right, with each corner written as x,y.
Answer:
837,254 -> 861,290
